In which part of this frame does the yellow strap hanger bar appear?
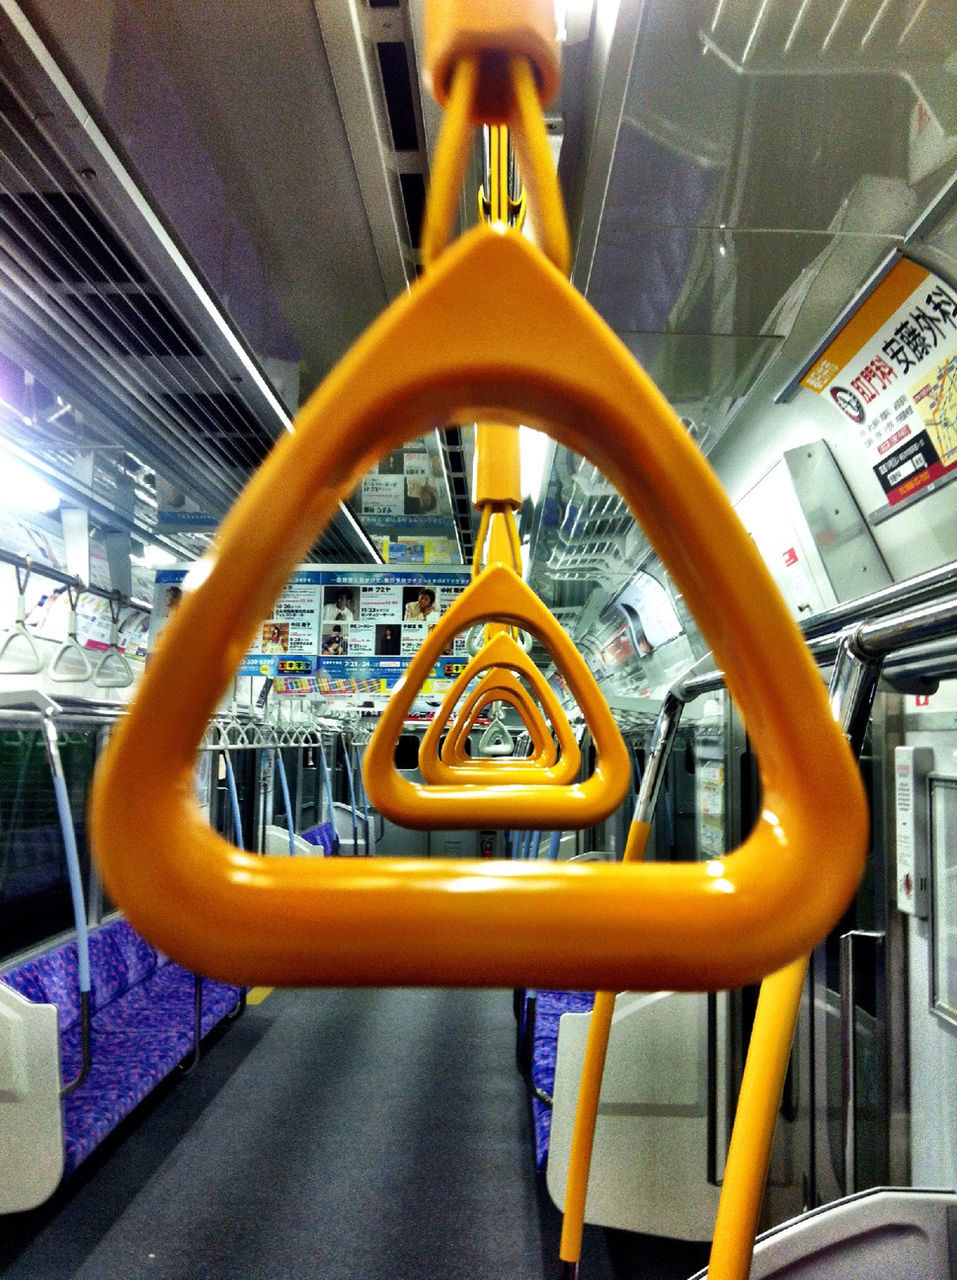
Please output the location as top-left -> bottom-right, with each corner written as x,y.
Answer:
425,0 -> 560,120
492,124 -> 509,226
558,817 -> 650,1267
705,957 -> 809,1280
423,54 -> 569,273
474,423 -> 522,511
418,629 -> 581,786
89,6 -> 867,994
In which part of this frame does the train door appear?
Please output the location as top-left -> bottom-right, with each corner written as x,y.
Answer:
700,693 -> 825,1232
758,690 -> 906,1227
692,696 -> 734,1204
890,682 -> 957,1193
696,691 -> 758,1199
807,693 -> 894,1209
642,720 -> 699,865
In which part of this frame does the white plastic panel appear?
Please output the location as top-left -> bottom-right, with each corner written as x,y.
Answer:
735,457 -> 838,620
690,1188 -> 957,1280
546,990 -> 722,1241
0,982 -> 63,1212
261,825 -> 323,857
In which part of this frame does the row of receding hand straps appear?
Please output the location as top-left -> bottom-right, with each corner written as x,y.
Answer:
417,458 -> 584,788
407,71 -> 634,1280
365,429 -> 630,825
0,559 -> 134,687
89,3 -> 868,1277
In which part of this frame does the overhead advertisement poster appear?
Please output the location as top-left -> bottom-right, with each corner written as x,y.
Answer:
357,442 -> 447,521
801,258 -> 957,508
150,564 -> 471,705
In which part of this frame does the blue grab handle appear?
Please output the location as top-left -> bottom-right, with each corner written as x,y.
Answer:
224,752 -> 244,849
275,751 -> 296,856
53,772 -> 90,992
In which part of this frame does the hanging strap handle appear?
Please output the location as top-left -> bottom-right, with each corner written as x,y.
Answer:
441,672 -> 559,767
370,450 -> 623,814
422,0 -> 567,272
90,218 -> 867,989
93,596 -> 135,688
0,559 -> 44,675
419,630 -> 580,784
90,21 -> 867,990
476,705 -> 515,757
444,689 -> 544,766
376,579 -> 627,824
49,579 -> 93,683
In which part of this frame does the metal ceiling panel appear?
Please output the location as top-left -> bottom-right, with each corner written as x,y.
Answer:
0,0 -> 379,563
586,0 -> 957,365
527,0 -> 957,612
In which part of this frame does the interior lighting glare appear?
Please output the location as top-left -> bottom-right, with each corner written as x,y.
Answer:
0,457 -> 60,513
132,545 -> 179,569
144,545 -> 178,569
520,425 -> 551,504
183,556 -> 214,592
762,808 -> 786,842
555,0 -> 596,42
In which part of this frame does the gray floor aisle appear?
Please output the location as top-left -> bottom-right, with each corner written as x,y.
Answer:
0,987 -> 619,1280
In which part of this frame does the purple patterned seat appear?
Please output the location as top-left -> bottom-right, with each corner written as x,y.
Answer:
301,821 -> 339,855
528,989 -> 596,1172
4,947 -> 82,1030
0,918 -> 242,1180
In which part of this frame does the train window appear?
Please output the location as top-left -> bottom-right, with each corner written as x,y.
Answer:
0,728 -> 97,965
616,572 -> 683,654
393,733 -> 420,771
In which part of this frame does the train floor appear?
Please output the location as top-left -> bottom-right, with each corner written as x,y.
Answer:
0,987 -> 711,1280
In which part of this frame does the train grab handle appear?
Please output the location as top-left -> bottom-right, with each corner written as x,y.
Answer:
440,683 -> 555,767
417,630 -> 579,784
439,673 -> 559,768
363,562 -> 630,826
89,216 -> 868,991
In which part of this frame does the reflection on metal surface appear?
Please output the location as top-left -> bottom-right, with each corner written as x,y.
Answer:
582,0 -> 957,490
785,441 -> 892,603
702,0 -> 957,136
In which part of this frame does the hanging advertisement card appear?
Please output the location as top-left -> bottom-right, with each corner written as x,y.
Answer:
801,258 -> 957,508
147,564 -> 472,702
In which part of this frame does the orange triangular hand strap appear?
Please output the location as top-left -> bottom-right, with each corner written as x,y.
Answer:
365,567 -> 629,827
91,223 -> 866,991
442,674 -> 558,767
419,630 -> 579,783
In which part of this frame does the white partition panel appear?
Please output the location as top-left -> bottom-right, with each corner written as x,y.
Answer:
0,982 -> 63,1212
546,989 -> 723,1241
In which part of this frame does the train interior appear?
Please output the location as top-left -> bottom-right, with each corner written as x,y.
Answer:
0,1 -> 956,1277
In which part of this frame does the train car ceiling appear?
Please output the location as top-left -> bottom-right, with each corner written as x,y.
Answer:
0,0 -> 954,695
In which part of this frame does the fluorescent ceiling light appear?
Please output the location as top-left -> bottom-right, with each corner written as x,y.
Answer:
0,457 -> 60,513
131,544 -> 179,569
520,425 -> 552,505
